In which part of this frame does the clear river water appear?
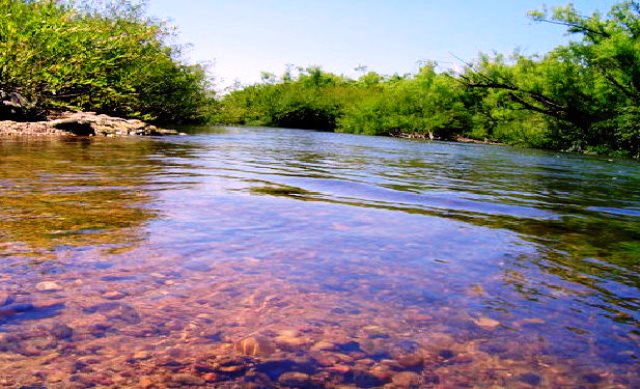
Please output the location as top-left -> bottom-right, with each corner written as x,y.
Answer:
0,126 -> 639,388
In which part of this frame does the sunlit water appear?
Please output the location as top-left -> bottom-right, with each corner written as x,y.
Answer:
0,127 -> 638,388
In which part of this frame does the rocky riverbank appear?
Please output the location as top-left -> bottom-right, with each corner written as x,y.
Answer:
0,112 -> 181,137
390,130 -> 502,145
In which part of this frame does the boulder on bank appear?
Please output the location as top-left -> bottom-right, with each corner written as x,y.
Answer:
0,111 -> 180,137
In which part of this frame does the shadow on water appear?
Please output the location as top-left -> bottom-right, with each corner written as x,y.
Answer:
0,137 -> 200,258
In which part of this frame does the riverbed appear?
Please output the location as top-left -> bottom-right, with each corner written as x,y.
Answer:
0,127 -> 638,387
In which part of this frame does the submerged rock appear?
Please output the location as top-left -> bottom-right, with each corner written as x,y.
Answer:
310,341 -> 336,352
211,356 -> 252,375
278,372 -> 311,387
36,281 -> 63,292
49,323 -> 74,340
133,350 -> 152,360
255,358 -> 317,381
138,376 -> 156,389
0,333 -> 21,353
102,291 -> 126,300
392,371 -> 423,387
275,331 -> 308,351
202,372 -> 220,382
396,353 -> 424,370
171,373 -> 205,386
518,372 -> 542,386
0,292 -> 13,306
83,302 -> 141,325
368,365 -> 393,383
234,336 -> 276,357
473,315 -> 501,330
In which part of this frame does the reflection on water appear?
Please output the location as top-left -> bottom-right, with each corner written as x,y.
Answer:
0,128 -> 639,388
0,138 -> 193,258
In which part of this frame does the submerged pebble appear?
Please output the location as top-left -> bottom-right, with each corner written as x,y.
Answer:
396,353 -> 424,370
211,356 -> 253,375
351,368 -> 389,387
102,290 -> 126,300
518,372 -> 542,386
49,323 -> 73,340
0,291 -> 13,306
276,333 -> 308,351
138,376 -> 155,389
133,350 -> 152,360
473,314 -> 501,330
278,372 -> 311,387
392,371 -> 423,387
310,341 -> 336,351
171,373 -> 205,386
36,281 -> 63,292
235,336 -> 276,357
369,365 -> 393,382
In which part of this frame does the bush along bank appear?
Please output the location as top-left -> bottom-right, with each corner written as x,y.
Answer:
215,1 -> 640,159
0,0 -> 216,126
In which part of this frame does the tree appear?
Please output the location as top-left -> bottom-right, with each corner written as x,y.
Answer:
531,1 -> 640,156
461,1 -> 639,156
0,0 -> 213,123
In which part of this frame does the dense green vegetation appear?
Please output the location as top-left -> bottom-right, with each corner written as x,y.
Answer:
1,0 -> 637,157
217,1 -> 640,158
0,0 -> 213,123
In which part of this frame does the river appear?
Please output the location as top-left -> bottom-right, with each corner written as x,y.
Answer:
0,126 -> 638,387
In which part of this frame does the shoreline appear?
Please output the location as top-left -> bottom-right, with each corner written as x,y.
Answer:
0,112 -> 180,138
389,131 -> 503,145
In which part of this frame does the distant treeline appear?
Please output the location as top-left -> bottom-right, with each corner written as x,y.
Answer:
0,0 -> 214,124
215,1 -> 640,158
1,1 -> 638,158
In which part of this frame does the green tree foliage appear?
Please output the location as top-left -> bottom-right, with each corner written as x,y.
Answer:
465,0 -> 640,156
217,1 -> 639,158
339,64 -> 470,139
217,64 -> 503,141
217,67 -> 360,131
0,0 -> 213,123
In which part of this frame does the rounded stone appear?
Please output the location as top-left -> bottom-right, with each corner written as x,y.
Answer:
275,335 -> 308,350
35,281 -> 63,292
473,315 -> 501,330
369,365 -> 393,381
396,353 -> 424,369
49,323 -> 74,340
392,371 -> 423,387
518,373 -> 542,386
310,341 -> 336,351
102,291 -> 126,300
278,372 -> 310,387
139,376 -> 155,389
202,372 -> 219,382
133,350 -> 152,360
234,336 -> 276,357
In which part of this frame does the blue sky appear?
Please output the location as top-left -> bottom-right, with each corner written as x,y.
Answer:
146,0 -> 619,89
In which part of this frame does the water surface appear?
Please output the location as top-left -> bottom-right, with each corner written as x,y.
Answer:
0,127 -> 639,387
